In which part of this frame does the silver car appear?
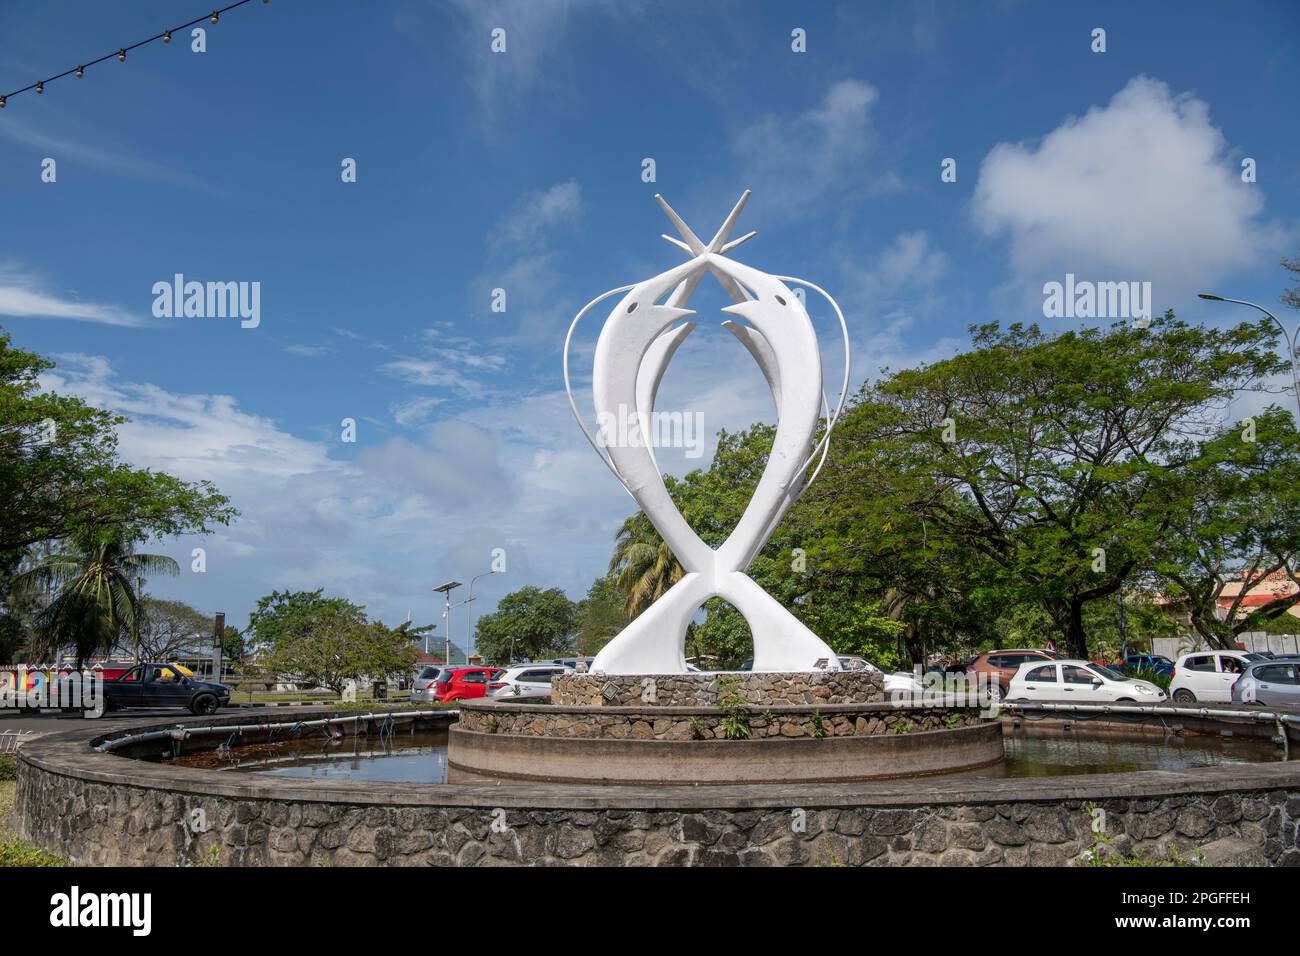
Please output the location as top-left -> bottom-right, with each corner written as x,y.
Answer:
1231,660 -> 1300,706
410,666 -> 445,703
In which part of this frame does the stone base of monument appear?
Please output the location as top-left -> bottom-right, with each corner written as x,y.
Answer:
550,670 -> 886,707
446,672 -> 1002,784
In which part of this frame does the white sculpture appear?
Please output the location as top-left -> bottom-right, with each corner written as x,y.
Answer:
565,192 -> 850,674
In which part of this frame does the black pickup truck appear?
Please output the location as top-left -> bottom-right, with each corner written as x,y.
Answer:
103,663 -> 231,715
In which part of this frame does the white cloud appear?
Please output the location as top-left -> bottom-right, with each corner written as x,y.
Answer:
441,1 -> 646,125
973,75 -> 1288,307
0,116 -> 214,192
476,181 -> 587,343
284,344 -> 334,358
733,80 -> 895,214
491,180 -> 585,251
391,396 -> 443,427
36,354 -> 635,632
381,346 -> 507,397
846,231 -> 948,302
0,267 -> 143,327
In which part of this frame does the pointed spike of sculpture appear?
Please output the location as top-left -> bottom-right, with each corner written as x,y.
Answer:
720,230 -> 757,254
660,234 -> 694,255
706,190 -> 751,251
654,194 -> 706,254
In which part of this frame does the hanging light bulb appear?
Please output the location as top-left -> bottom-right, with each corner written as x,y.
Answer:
76,65 -> 84,78
0,95 -> 6,108
118,49 -> 126,62
210,11 -> 219,24
163,30 -> 171,43
36,81 -> 44,94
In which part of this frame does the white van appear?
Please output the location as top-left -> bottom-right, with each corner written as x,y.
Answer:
1169,650 -> 1268,703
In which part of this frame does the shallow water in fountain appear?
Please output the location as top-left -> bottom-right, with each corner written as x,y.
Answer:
967,728 -> 1283,778
168,725 -> 1287,785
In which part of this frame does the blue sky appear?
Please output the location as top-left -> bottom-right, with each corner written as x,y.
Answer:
2,0 -> 1297,646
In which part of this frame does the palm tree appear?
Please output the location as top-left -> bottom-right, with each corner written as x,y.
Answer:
15,529 -> 179,667
609,513 -> 683,620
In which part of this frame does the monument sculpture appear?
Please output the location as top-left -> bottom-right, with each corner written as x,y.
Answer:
564,191 -> 851,674
449,193 -> 997,785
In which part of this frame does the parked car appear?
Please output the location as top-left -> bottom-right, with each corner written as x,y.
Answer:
542,657 -> 596,671
1119,653 -> 1174,677
738,656 -> 870,673
488,664 -> 573,701
410,666 -> 446,703
102,662 -> 231,715
883,671 -> 926,696
1169,650 -> 1268,703
434,666 -> 505,702
1007,659 -> 1167,703
966,649 -> 1065,698
1230,660 -> 1300,707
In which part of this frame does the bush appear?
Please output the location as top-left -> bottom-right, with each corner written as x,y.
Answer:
0,841 -> 66,867
1127,666 -> 1171,692
0,757 -> 15,782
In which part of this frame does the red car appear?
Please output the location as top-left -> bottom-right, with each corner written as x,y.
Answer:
434,666 -> 504,702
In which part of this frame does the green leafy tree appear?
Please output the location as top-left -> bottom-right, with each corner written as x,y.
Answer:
263,606 -> 418,695
825,315 -> 1283,658
1154,405 -> 1300,647
1281,250 -> 1300,313
220,624 -> 247,665
688,599 -> 751,667
135,598 -> 213,661
246,589 -> 362,653
473,586 -> 577,663
0,333 -> 235,558
609,508 -> 684,619
14,528 -> 179,667
574,574 -> 626,656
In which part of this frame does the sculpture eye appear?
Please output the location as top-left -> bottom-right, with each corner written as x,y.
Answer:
627,302 -> 638,313
774,295 -> 786,306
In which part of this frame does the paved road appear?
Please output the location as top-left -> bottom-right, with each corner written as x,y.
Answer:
0,708 -> 207,735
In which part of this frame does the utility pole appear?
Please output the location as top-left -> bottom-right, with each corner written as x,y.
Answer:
1199,293 -> 1300,421
133,575 -> 144,663
433,580 -> 462,665
212,612 -> 225,681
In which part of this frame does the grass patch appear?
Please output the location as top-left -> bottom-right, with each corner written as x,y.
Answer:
0,780 -> 66,867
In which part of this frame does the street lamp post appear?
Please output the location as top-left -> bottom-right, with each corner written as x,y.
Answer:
1199,293 -> 1300,420
465,569 -> 503,662
433,580 -> 462,665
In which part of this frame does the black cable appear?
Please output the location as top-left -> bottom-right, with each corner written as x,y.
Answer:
2,0 -> 262,105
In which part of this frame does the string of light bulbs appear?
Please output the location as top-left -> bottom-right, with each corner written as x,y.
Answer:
0,0 -> 269,109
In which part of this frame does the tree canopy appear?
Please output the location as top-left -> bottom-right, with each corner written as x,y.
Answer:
596,313 -> 1297,664
474,586 -> 577,663
0,333 -> 236,557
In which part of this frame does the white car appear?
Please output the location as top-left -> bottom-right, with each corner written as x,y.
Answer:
884,671 -> 925,696
487,664 -> 573,702
1169,650 -> 1268,704
1007,659 -> 1167,703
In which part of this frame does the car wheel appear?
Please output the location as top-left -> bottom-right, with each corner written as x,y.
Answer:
190,693 -> 219,716
1116,697 -> 1136,703
1172,688 -> 1196,704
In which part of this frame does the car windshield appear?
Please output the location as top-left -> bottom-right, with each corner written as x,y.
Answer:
1093,665 -> 1129,681
1243,653 -> 1268,661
